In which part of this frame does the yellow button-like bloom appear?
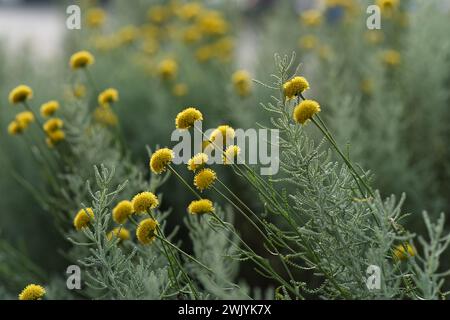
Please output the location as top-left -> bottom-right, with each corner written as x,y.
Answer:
194,168 -> 217,191
158,58 -> 178,80
188,199 -> 214,215
283,76 -> 310,99
15,111 -> 35,129
98,88 -> 119,106
112,200 -> 133,224
94,105 -> 118,127
209,125 -> 235,146
300,10 -> 322,27
70,50 -> 95,69
188,153 -> 208,171
118,25 -> 139,45
382,49 -> 401,67
393,243 -> 416,261
46,130 -> 65,147
223,145 -> 241,165
132,192 -> 159,213
293,100 -> 321,125
150,148 -> 175,174
173,83 -> 188,97
197,10 -> 227,36
86,7 -> 106,28
43,117 -> 64,133
8,85 -> 33,104
7,120 -> 23,135
377,0 -> 399,12
175,107 -> 203,129
18,284 -> 46,300
73,208 -> 95,231
40,100 -> 60,117
107,227 -> 130,242
177,2 -> 203,20
136,218 -> 158,245
232,70 -> 252,97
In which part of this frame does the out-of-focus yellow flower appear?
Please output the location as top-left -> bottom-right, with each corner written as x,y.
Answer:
173,83 -> 188,97
98,88 -> 119,106
197,10 -> 227,36
86,7 -> 106,28
188,153 -> 208,171
223,145 -> 241,165
382,49 -> 401,67
132,192 -> 159,213
46,129 -> 65,147
194,168 -> 217,191
70,50 -> 95,69
188,199 -> 214,215
148,5 -> 169,24
283,76 -> 310,100
118,25 -> 139,45
8,85 -> 33,104
15,111 -> 35,128
7,120 -> 23,135
43,118 -> 64,133
158,58 -> 178,80
232,70 -> 252,97
177,2 -> 203,20
299,35 -> 318,50
74,208 -> 94,231
195,45 -> 214,62
112,200 -> 133,224
40,100 -> 59,117
393,243 -> 416,261
175,107 -> 203,129
136,218 -> 158,245
212,37 -> 234,62
107,227 -> 130,242
94,105 -> 118,127
210,125 -> 235,146
19,284 -> 45,300
293,100 -> 321,125
150,148 -> 175,174
182,26 -> 202,44
300,10 -> 322,27
365,30 -> 384,45
377,0 -> 399,14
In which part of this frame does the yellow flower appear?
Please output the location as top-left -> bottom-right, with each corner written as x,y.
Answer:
382,49 -> 401,67
86,7 -> 106,28
132,192 -> 159,213
299,35 -> 317,50
94,105 -> 118,127
46,130 -> 65,147
40,100 -> 59,117
182,26 -> 202,44
107,227 -> 130,242
223,145 -> 241,164
209,125 -> 235,146
173,83 -> 188,97
8,85 -> 33,104
15,111 -> 35,128
393,243 -> 416,261
232,70 -> 252,97
136,218 -> 158,245
293,100 -> 321,125
175,107 -> 203,130
300,10 -> 322,26
158,58 -> 178,80
98,88 -> 119,106
18,284 -> 46,300
70,50 -> 95,69
177,2 -> 203,20
43,118 -> 64,133
188,199 -> 214,215
118,25 -> 139,45
212,37 -> 234,62
112,200 -> 133,224
377,0 -> 399,13
150,148 -> 175,174
283,76 -> 310,99
148,5 -> 169,24
188,153 -> 208,171
7,120 -> 23,135
73,208 -> 94,231
194,168 -> 216,191
197,10 -> 227,36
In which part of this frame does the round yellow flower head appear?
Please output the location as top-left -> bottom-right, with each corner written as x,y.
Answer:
46,130 -> 65,146
299,34 -> 317,50
70,50 -> 95,69
183,26 -> 202,44
393,243 -> 416,261
15,111 -> 35,129
98,88 -> 119,106
377,0 -> 399,12
293,100 -> 321,125
173,83 -> 188,97
194,168 -> 217,191
19,284 -> 46,300
94,105 -> 118,127
223,145 -> 241,165
175,107 -> 203,130
40,100 -> 60,117
86,7 -> 106,28
7,120 -> 23,136
112,200 -> 133,224
107,227 -> 130,242
300,9 -> 322,26
382,49 -> 401,67
118,25 -> 139,45
197,10 -> 228,36
232,70 -> 252,97
136,218 -> 158,245
283,76 -> 310,99
8,85 -> 33,104
187,153 -> 209,171
209,125 -> 235,146
158,58 -> 178,80
177,2 -> 203,20
188,199 -> 214,215
132,192 -> 159,213
43,117 -> 64,133
73,208 -> 95,231
150,148 -> 175,174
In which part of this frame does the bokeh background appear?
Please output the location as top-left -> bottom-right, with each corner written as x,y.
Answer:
1,0 -> 450,295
